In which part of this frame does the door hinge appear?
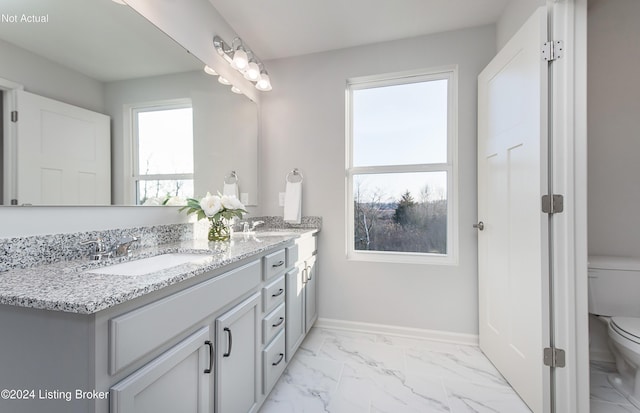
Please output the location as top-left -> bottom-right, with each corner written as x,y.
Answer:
543,347 -> 566,368
11,110 -> 18,122
542,40 -> 564,62
542,194 -> 564,214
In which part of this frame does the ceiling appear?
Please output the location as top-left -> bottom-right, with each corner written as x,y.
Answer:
208,0 -> 511,61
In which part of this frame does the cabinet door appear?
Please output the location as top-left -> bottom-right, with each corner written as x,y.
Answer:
110,327 -> 211,413
215,292 -> 261,413
285,266 -> 305,361
304,257 -> 318,332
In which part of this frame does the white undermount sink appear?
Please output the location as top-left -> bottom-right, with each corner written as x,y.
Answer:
85,253 -> 212,277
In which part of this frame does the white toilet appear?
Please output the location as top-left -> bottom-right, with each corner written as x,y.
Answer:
589,255 -> 640,408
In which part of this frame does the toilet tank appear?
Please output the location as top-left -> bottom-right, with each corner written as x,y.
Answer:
588,256 -> 640,317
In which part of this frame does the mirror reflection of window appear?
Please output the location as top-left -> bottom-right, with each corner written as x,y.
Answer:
132,102 -> 194,205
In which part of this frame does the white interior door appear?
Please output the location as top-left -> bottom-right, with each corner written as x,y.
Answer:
15,90 -> 110,205
477,7 -> 550,413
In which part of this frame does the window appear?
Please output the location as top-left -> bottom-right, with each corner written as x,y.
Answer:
132,102 -> 194,205
346,68 -> 458,264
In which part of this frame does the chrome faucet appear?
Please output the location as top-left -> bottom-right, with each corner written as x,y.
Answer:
114,235 -> 139,258
80,235 -> 139,261
250,220 -> 265,231
80,238 -> 114,261
242,220 -> 264,233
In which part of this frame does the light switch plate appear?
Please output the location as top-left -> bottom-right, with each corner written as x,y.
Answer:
240,193 -> 249,205
278,192 -> 286,207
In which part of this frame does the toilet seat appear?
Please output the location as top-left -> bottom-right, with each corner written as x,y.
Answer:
611,317 -> 640,345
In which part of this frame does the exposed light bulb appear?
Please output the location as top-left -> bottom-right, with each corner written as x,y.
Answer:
218,76 -> 231,85
256,73 -> 272,91
231,48 -> 248,71
231,86 -> 242,94
203,65 -> 218,76
244,62 -> 260,82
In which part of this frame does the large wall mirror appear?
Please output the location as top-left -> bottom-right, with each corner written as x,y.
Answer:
0,0 -> 258,207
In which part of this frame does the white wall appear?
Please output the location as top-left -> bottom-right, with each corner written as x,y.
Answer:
496,0 -> 546,50
0,39 -> 104,113
588,0 -> 640,258
0,206 -> 188,238
260,26 -> 496,335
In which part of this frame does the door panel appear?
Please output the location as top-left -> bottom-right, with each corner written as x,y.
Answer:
478,7 -> 550,413
15,90 -> 110,205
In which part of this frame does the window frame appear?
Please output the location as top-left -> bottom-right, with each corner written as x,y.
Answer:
126,99 -> 194,205
345,66 -> 459,265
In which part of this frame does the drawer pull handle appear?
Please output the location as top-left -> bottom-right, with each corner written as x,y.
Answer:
204,340 -> 213,374
223,327 -> 233,357
272,260 -> 285,268
272,353 -> 284,366
272,317 -> 285,328
271,288 -> 284,298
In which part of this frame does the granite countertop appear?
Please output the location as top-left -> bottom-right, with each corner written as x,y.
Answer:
0,229 -> 317,315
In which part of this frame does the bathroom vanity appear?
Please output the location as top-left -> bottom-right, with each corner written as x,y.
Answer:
0,229 -> 318,413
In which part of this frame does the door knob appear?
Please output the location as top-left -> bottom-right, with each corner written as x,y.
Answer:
473,221 -> 484,231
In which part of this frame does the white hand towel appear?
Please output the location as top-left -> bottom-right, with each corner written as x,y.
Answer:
223,182 -> 239,198
283,181 -> 302,224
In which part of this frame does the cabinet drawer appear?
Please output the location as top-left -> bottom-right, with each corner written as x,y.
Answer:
262,303 -> 285,345
262,275 -> 285,313
109,260 -> 261,375
262,330 -> 286,394
263,249 -> 286,281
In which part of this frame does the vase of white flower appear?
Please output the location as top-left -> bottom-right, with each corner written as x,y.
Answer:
208,218 -> 231,241
179,192 -> 247,242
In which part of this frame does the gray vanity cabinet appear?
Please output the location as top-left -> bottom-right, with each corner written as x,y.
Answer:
110,327 -> 212,413
285,234 -> 318,359
215,292 -> 261,413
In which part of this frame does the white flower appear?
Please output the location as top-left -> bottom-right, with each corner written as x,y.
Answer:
221,195 -> 246,211
165,196 -> 187,206
200,192 -> 222,217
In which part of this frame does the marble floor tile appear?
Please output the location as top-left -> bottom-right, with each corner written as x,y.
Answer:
260,328 -> 531,413
591,400 -> 640,413
443,380 -> 531,413
319,337 -> 405,372
590,361 -> 640,413
404,341 -> 507,387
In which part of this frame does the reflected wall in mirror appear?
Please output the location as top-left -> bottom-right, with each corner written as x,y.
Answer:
0,0 -> 258,206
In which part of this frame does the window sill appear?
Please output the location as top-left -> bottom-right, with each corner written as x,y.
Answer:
347,250 -> 458,266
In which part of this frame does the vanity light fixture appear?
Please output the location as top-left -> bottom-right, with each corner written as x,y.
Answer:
218,76 -> 231,85
111,0 -> 127,4
203,65 -> 218,76
230,86 -> 243,94
213,35 -> 271,92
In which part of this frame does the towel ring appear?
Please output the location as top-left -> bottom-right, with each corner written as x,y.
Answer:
224,171 -> 238,184
286,168 -> 303,183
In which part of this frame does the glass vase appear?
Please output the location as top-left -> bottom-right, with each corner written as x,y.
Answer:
208,218 -> 231,242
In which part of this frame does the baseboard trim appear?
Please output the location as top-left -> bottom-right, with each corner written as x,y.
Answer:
314,318 -> 479,346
